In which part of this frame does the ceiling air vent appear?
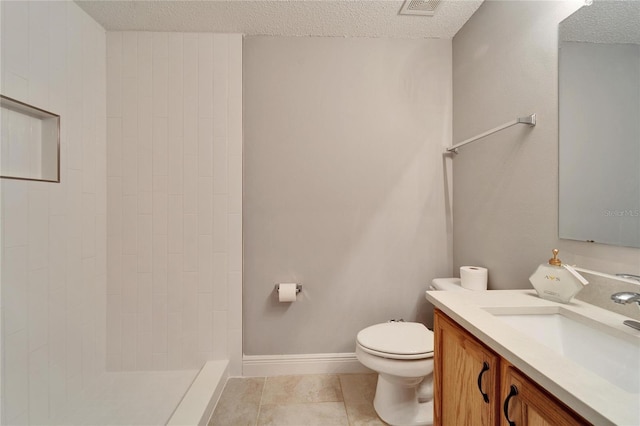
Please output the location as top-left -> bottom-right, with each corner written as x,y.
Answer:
399,0 -> 441,16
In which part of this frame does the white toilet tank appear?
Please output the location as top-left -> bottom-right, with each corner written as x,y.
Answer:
429,277 -> 468,292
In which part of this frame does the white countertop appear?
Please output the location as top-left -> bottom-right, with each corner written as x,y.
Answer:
425,289 -> 640,426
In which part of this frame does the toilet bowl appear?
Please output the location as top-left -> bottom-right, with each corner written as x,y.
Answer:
355,321 -> 434,426
356,278 -> 472,426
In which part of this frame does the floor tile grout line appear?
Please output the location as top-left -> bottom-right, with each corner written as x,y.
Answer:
254,376 -> 266,426
338,374 -> 354,426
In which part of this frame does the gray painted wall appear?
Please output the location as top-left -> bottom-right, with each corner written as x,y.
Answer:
452,1 -> 640,290
243,37 -> 452,355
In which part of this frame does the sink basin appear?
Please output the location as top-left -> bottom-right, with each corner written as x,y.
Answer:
489,308 -> 640,394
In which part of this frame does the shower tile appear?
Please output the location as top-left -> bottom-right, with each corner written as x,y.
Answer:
137,109 -> 153,192
153,34 -> 169,118
122,32 -> 138,85
106,33 -> 122,118
28,267 -> 49,350
137,272 -> 153,332
49,215 -> 67,291
198,234 -> 214,292
152,292 -> 168,353
28,185 -> 49,269
121,254 -> 138,313
261,374 -> 343,405
167,253 -> 183,313
137,32 -> 152,97
257,402 -> 349,426
138,191 -> 153,215
167,312 -> 183,369
152,234 -> 168,293
4,329 -> 28,421
122,195 -> 138,254
107,177 -> 122,235
106,294 -> 122,371
198,33 -> 214,119
228,213 -> 242,272
81,193 -> 96,258
212,194 -> 228,253
227,271 -> 242,329
83,136 -> 97,194
228,154 -> 242,214
198,177 -> 213,235
167,194 -> 183,252
107,236 -> 122,294
227,329 -> 243,376
121,313 -> 138,370
183,214 -> 198,271
183,155 -> 198,214
136,331 -> 153,371
182,271 -> 198,330
209,377 -> 264,426
3,246 -> 28,334
153,117 -> 168,176
122,136 -> 138,195
167,133 -> 183,195
198,119 -> 213,177
212,134 -> 228,194
3,0 -> 29,75
212,310 -> 227,359
197,295 -> 214,353
137,214 -> 152,272
212,253 -> 228,311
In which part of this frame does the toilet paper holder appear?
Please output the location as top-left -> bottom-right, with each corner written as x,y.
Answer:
274,283 -> 302,294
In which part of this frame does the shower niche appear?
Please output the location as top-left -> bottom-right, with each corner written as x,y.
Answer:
1,95 -> 60,183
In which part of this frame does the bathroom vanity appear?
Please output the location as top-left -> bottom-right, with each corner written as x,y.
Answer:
426,290 -> 640,426
434,310 -> 585,425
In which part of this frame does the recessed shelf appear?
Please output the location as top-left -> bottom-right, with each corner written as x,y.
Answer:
1,95 -> 60,183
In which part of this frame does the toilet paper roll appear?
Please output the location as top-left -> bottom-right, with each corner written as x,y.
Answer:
278,283 -> 298,302
460,266 -> 488,291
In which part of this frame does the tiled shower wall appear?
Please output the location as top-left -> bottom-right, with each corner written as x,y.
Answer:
1,1 -> 107,424
106,32 -> 242,372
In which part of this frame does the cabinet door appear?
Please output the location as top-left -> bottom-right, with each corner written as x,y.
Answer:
434,310 -> 500,426
500,362 -> 590,426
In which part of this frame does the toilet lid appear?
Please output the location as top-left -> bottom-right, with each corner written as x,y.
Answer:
357,322 -> 434,358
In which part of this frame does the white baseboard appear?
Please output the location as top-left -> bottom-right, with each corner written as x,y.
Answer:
167,359 -> 229,426
242,352 -> 372,377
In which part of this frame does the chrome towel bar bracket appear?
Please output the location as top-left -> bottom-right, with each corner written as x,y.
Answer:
447,113 -> 537,154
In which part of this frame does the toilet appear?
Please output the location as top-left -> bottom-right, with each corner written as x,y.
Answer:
355,278 -> 469,426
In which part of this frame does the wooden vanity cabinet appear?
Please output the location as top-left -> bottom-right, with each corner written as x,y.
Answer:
500,362 -> 588,426
434,310 -> 500,425
434,309 -> 589,426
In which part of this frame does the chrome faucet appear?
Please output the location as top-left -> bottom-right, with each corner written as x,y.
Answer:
610,292 -> 640,331
611,292 -> 640,305
615,273 -> 640,282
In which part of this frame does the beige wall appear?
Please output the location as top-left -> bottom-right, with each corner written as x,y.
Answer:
1,1 -> 106,423
106,32 -> 243,372
243,37 -> 452,355
452,0 -> 640,290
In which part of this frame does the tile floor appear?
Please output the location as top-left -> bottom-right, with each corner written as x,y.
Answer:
209,373 -> 387,426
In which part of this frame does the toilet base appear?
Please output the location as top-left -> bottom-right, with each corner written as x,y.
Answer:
373,374 -> 433,426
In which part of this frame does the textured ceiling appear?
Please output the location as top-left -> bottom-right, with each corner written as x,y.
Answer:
75,0 -> 484,39
560,0 -> 640,45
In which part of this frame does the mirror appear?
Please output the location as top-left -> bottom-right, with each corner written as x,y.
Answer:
558,1 -> 640,248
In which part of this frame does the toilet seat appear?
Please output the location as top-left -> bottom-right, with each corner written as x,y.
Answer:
357,322 -> 434,360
